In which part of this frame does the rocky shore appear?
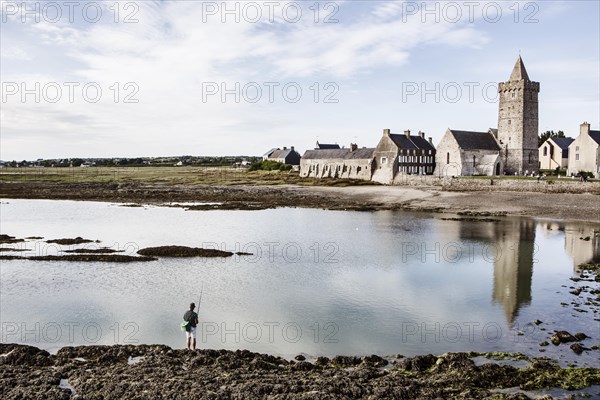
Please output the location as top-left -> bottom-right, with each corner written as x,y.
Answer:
1,343 -> 599,400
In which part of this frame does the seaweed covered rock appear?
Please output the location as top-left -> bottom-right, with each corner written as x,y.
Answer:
137,246 -> 233,257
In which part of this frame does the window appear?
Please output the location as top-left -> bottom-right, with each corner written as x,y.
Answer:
508,120 -> 511,125
576,146 -> 579,151
381,157 -> 388,165
543,147 -> 547,156
446,152 -> 450,164
576,154 -> 580,161
512,93 -> 515,98
528,152 -> 533,164
473,155 -> 477,167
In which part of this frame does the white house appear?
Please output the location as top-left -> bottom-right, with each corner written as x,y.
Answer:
538,137 -> 574,171
567,122 -> 600,178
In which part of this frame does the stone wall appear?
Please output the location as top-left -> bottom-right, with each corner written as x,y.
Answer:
300,158 -> 374,181
389,174 -> 600,194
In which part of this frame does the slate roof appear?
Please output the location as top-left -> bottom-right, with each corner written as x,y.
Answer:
448,130 -> 501,151
550,137 -> 574,150
269,149 -> 293,159
549,137 -> 575,158
589,130 -> 600,145
263,148 -> 278,157
316,142 -> 341,150
389,134 -> 417,150
388,133 -> 435,151
302,148 -> 375,160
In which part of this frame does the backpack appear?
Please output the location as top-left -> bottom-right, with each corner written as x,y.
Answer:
180,311 -> 193,332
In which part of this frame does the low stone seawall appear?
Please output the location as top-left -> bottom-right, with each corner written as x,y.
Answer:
391,175 -> 600,194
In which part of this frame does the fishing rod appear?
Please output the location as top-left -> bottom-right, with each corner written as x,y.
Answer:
198,282 -> 204,310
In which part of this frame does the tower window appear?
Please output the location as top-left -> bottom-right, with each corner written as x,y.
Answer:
446,152 -> 450,164
381,157 -> 387,165
528,152 -> 533,164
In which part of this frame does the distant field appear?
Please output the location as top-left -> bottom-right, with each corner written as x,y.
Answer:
0,166 -> 376,187
1,167 -> 596,186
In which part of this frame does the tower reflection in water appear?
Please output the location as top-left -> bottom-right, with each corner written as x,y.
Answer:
456,219 -> 599,325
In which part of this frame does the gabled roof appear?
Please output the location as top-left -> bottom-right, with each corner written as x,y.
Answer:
263,148 -> 278,157
549,137 -> 574,150
389,134 -> 417,150
269,149 -> 293,159
448,129 -> 500,151
589,130 -> 600,145
302,148 -> 375,160
509,56 -> 530,81
410,135 -> 436,151
316,142 -> 340,150
388,133 -> 435,151
549,137 -> 575,159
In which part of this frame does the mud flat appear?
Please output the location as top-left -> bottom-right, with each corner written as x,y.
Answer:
1,180 -> 599,222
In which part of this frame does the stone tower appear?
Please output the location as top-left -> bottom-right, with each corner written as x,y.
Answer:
497,56 -> 540,175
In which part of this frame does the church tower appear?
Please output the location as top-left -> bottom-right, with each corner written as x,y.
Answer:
497,56 -> 540,174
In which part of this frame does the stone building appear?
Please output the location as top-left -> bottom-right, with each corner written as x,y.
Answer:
435,129 -> 502,176
538,137 -> 573,171
371,129 -> 436,184
300,144 -> 375,180
567,122 -> 600,178
435,56 -> 539,176
262,146 -> 302,165
497,56 -> 540,175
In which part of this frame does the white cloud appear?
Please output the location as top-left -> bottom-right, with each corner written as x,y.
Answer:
0,0 -> 597,159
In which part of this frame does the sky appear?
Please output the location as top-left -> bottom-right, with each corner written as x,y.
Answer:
1,0 -> 599,160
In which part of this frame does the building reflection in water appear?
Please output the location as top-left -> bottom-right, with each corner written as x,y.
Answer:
491,220 -> 535,325
458,219 -> 535,325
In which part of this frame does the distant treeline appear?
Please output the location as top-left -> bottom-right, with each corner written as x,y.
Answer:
1,156 -> 260,168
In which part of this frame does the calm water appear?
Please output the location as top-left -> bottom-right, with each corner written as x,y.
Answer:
1,199 -> 599,366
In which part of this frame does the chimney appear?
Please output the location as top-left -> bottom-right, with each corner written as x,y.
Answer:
428,137 -> 433,145
383,128 -> 390,136
404,130 -> 411,138
418,131 -> 425,139
581,122 -> 591,136
283,146 -> 287,150
290,146 -> 295,152
350,143 -> 358,152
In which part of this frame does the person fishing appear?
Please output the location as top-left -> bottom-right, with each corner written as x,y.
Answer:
183,302 -> 199,351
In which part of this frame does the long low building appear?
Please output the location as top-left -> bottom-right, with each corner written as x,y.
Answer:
300,144 -> 375,180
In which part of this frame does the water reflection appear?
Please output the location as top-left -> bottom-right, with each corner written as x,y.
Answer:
1,200 -> 599,366
456,219 -> 535,324
564,224 -> 600,271
491,220 -> 535,325
539,221 -> 600,271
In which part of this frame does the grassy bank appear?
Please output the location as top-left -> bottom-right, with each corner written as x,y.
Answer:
0,166 -> 375,187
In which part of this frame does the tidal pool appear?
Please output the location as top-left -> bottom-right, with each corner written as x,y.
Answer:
1,199 -> 598,366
